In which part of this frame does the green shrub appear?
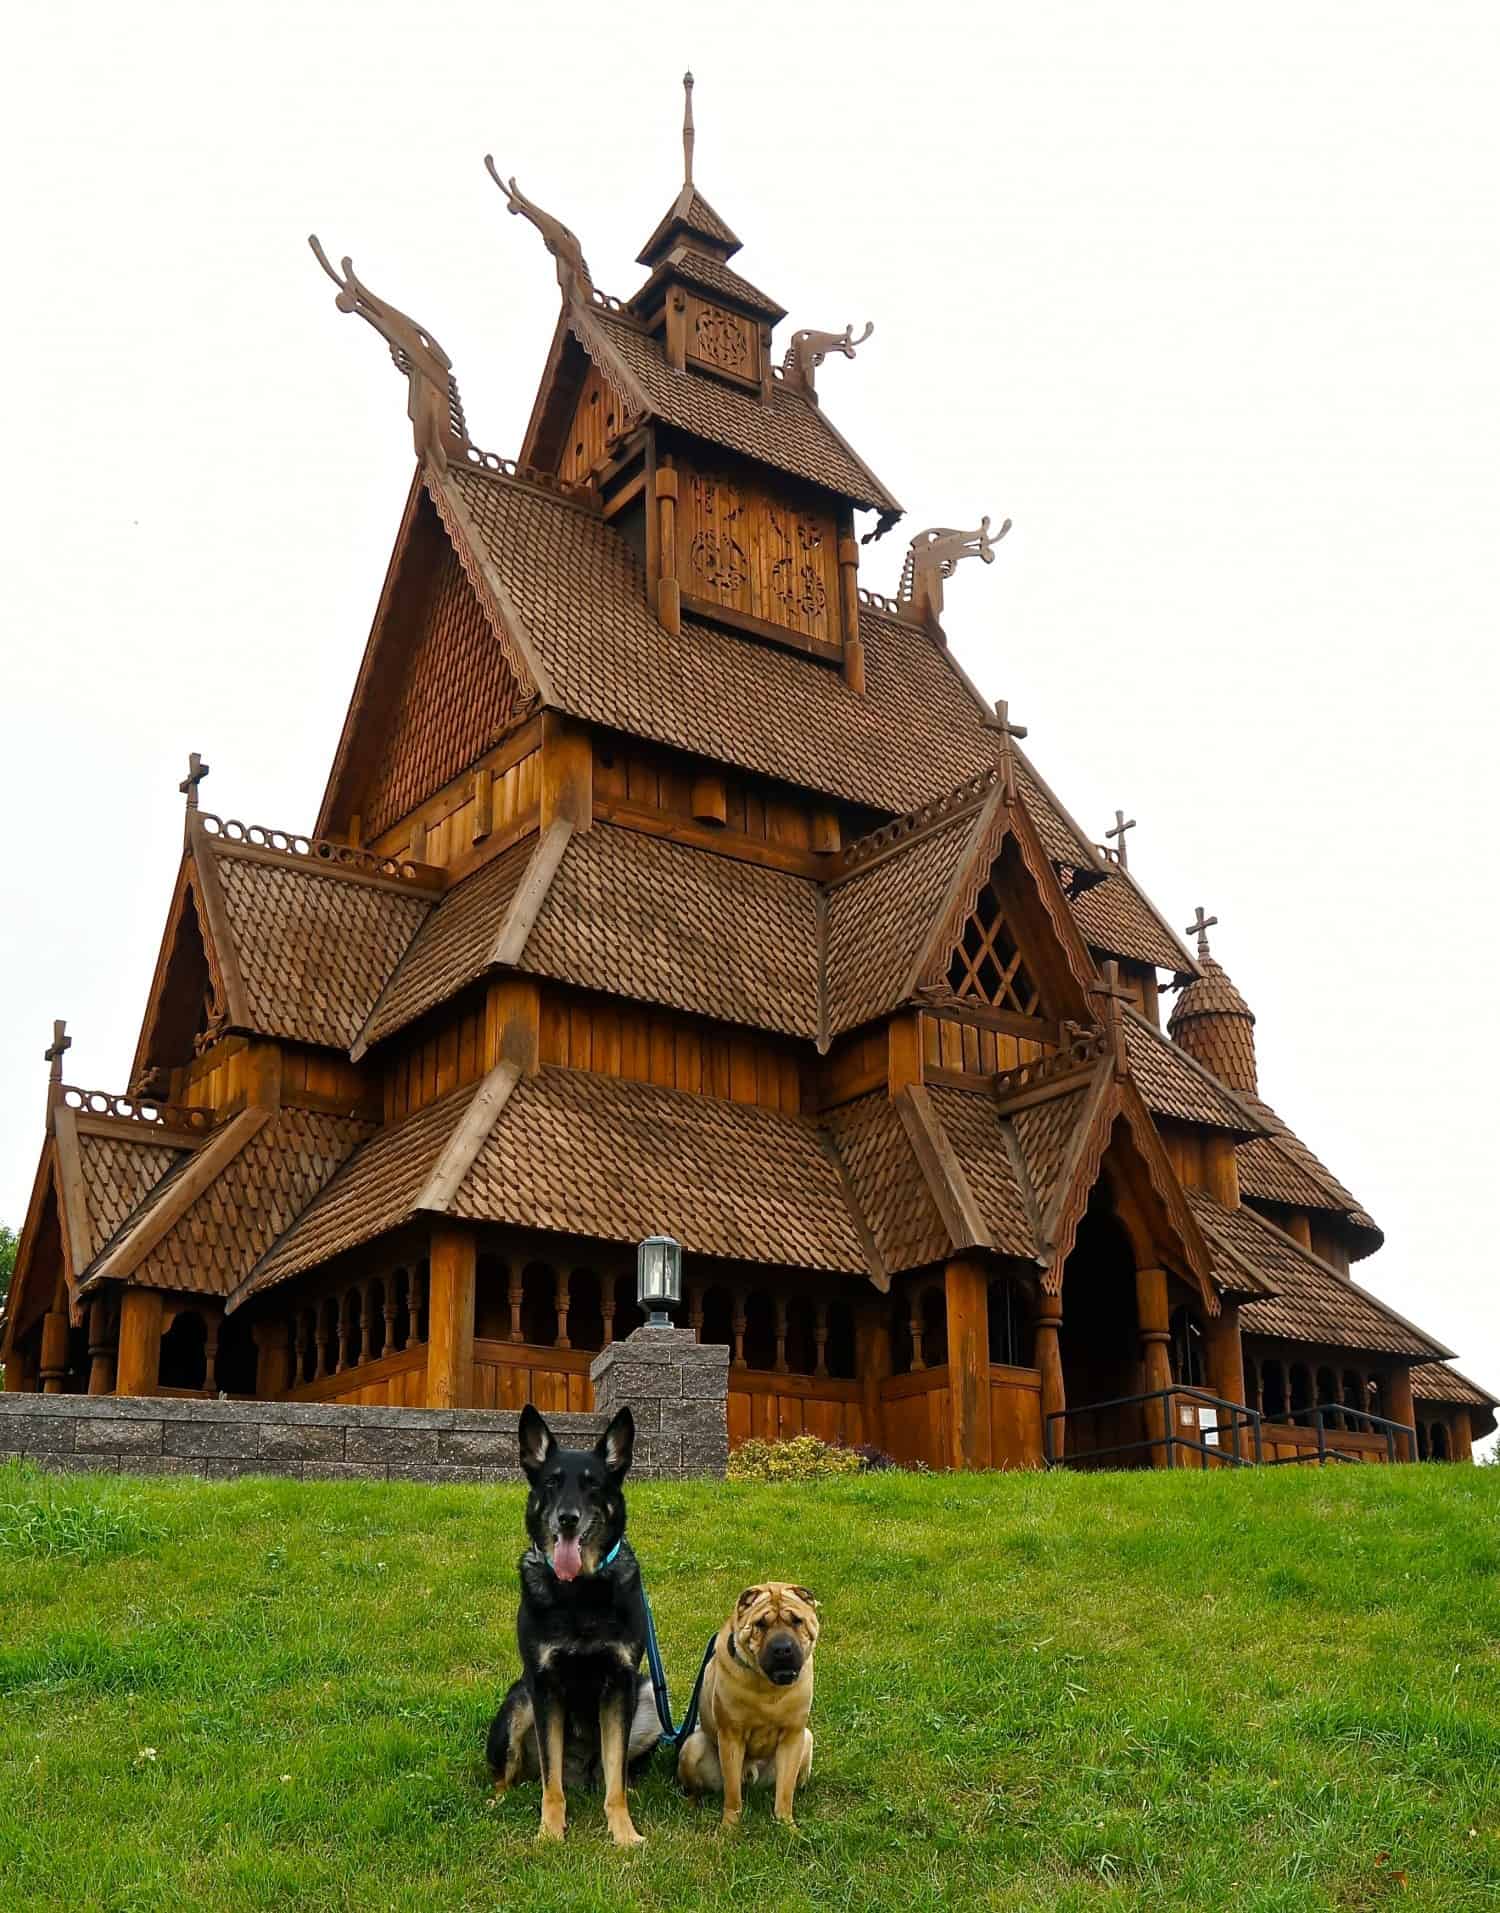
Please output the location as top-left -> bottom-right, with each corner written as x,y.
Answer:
726,1435 -> 866,1482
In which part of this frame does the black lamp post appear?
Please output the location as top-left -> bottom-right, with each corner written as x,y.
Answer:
636,1234 -> 682,1327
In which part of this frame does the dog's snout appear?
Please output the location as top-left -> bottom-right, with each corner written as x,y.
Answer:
556,1508 -> 582,1537
761,1629 -> 803,1684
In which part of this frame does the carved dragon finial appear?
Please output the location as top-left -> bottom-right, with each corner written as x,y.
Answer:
308,237 -> 468,471
483,159 -> 595,304
780,322 -> 873,401
898,515 -> 1011,626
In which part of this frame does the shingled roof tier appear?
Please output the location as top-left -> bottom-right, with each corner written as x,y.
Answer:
1123,1013 -> 1265,1137
75,1127 -> 188,1262
580,307 -> 900,514
1409,1363 -> 1497,1409
1235,1090 -> 1381,1254
1188,1191 -> 1449,1359
636,186 -> 742,265
632,249 -> 786,322
439,466 -> 996,812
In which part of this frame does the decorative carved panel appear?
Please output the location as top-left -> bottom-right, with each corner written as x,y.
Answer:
675,453 -> 840,653
685,296 -> 759,384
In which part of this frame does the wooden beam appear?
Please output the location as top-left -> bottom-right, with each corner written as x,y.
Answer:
426,1222 -> 477,1410
945,1255 -> 993,1471
1035,1293 -> 1065,1461
1385,1366 -> 1417,1462
887,1012 -> 924,1095
116,1287 -> 165,1397
415,1060 -> 524,1211
854,1300 -> 891,1451
897,1084 -> 994,1253
1135,1264 -> 1173,1466
484,978 -> 543,1076
492,820 -> 574,969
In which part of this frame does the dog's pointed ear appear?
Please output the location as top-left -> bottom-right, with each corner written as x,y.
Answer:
736,1586 -> 765,1615
595,1406 -> 634,1480
518,1404 -> 556,1479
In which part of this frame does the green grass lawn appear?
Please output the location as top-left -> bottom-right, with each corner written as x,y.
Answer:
1,1461 -> 1497,1911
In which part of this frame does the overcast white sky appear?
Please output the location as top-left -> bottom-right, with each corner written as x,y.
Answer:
3,3 -> 1497,1443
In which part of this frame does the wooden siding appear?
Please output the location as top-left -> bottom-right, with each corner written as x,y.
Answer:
472,1339 -> 595,1413
373,737 -> 541,872
920,1012 -> 1049,1079
878,1362 -> 1044,1471
286,1345 -> 427,1407
540,991 -> 804,1114
559,362 -> 630,486
385,998 -> 490,1123
727,1368 -> 865,1449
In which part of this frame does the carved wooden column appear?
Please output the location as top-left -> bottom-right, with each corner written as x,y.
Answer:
360,1282 -> 376,1364
381,1282 -> 398,1358
252,1319 -> 292,1399
1450,1410 -> 1474,1464
944,1256 -> 993,1472
1202,1301 -> 1246,1460
854,1301 -> 892,1452
203,1310 -> 221,1395
554,1269 -> 571,1350
115,1288 -> 164,1398
838,533 -> 865,692
426,1224 -> 477,1411
688,1284 -> 705,1343
730,1288 -> 747,1370
1135,1266 -> 1174,1466
314,1304 -> 331,1377
1385,1365 -> 1417,1462
773,1298 -> 789,1375
813,1302 -> 829,1379
508,1263 -> 525,1343
601,1273 -> 617,1348
1035,1293 -> 1065,1462
39,1306 -> 69,1394
908,1284 -> 926,1373
656,464 -> 681,635
86,1297 -> 117,1396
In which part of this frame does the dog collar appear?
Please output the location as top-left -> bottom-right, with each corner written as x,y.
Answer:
542,1539 -> 622,1576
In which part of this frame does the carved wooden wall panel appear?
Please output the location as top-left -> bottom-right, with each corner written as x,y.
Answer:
674,453 -> 841,655
684,295 -> 760,384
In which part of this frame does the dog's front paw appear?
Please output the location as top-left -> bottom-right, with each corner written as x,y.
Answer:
537,1810 -> 566,1843
609,1821 -> 645,1848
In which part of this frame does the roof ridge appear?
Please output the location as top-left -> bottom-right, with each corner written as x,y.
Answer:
833,766 -> 999,881
199,814 -> 444,894
447,450 -> 604,520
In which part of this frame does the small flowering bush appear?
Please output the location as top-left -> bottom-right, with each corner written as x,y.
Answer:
726,1436 -> 866,1482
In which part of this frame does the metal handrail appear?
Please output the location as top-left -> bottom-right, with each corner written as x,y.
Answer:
1043,1384 -> 1262,1470
1261,1401 -> 1417,1467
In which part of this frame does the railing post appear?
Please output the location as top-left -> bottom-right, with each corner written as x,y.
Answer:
1315,1408 -> 1327,1468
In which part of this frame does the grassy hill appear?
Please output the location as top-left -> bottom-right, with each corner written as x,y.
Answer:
1,1459 -> 1497,1912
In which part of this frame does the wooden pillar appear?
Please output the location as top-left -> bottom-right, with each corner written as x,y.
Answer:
426,1224 -> 476,1410
773,1298 -> 789,1375
40,1307 -> 70,1393
730,1288 -> 747,1370
508,1263 -> 524,1343
1203,1301 -> 1246,1460
554,1268 -> 571,1350
888,1012 -> 923,1095
945,1256 -> 993,1472
1134,1266 -> 1173,1466
539,712 -> 593,833
203,1310 -> 221,1395
1450,1410 -> 1474,1464
1035,1293 -> 1065,1462
1285,1211 -> 1313,1250
1202,1136 -> 1240,1210
813,1301 -> 829,1379
1385,1365 -> 1417,1462
115,1288 -> 164,1398
855,1301 -> 892,1452
252,1318 -> 292,1398
86,1297 -> 117,1396
838,534 -> 865,692
655,465 -> 681,636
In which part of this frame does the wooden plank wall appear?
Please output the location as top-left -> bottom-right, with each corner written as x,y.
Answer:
878,1363 -> 1044,1471
286,1347 -> 427,1408
921,1014 -> 1049,1079
539,992 -> 804,1114
559,362 -> 628,486
386,998 -> 489,1122
989,1364 -> 1043,1468
727,1370 -> 865,1450
370,734 -> 541,871
675,454 -> 841,654
472,1339 -> 594,1413
594,741 -> 822,856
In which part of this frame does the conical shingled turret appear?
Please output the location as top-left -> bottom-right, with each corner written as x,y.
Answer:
1168,909 -> 1258,1096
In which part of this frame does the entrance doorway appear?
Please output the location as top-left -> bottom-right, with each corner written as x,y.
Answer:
1058,1193 -> 1146,1467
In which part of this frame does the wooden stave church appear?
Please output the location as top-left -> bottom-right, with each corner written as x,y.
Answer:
3,91 -> 1493,1470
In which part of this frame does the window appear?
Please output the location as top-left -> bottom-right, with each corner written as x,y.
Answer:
946,883 -> 1041,1015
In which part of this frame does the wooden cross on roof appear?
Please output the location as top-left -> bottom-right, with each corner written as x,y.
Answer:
1185,905 -> 1218,959
1088,959 -> 1133,1079
1106,808 -> 1136,869
44,1018 -> 71,1084
179,751 -> 210,809
982,699 -> 1027,797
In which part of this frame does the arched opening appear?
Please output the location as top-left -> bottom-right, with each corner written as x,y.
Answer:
520,1263 -> 556,1347
568,1270 -> 605,1352
1059,1194 -> 1143,1465
159,1310 -> 208,1391
342,1291 -> 363,1370
475,1257 -> 510,1341
390,1268 -> 412,1350
988,1275 -> 1031,1368
612,1274 -> 646,1342
699,1284 -> 734,1350
1342,1369 -> 1363,1420
742,1292 -> 776,1371
1289,1364 -> 1314,1427
785,1297 -> 818,1376
1417,1420 -> 1431,1460
824,1299 -> 856,1380
1315,1365 -> 1340,1429
920,1286 -> 947,1369
1429,1420 -> 1449,1461
216,1313 -> 258,1396
1260,1360 -> 1286,1421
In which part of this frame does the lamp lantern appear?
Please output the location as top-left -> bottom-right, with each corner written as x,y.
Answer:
636,1234 -> 682,1326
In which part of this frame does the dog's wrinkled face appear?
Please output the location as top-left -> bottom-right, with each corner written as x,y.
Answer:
732,1583 -> 820,1686
518,1404 -> 633,1582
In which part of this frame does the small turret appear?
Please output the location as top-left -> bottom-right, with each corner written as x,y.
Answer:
1168,907 -> 1257,1096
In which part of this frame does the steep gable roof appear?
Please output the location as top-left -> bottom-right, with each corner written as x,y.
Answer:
1236,1090 -> 1382,1256
1124,1011 -> 1266,1138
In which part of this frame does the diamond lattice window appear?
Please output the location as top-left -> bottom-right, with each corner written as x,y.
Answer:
946,883 -> 1042,1014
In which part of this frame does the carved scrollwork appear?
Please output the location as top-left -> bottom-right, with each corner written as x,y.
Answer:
62,1086 -> 215,1132
692,303 -> 752,375
688,473 -> 748,593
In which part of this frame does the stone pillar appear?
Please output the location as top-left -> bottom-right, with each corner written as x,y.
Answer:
40,1309 -> 70,1393
944,1256 -> 992,1472
116,1288 -> 165,1398
426,1224 -> 477,1411
1035,1293 -> 1065,1462
1135,1266 -> 1173,1467
1203,1300 -> 1246,1461
1385,1365 -> 1417,1463
86,1297 -> 117,1396
590,1323 -> 730,1478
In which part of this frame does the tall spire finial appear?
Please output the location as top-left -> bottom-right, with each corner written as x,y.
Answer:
683,71 -> 696,185
1185,905 -> 1218,959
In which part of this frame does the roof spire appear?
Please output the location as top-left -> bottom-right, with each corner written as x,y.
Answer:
683,71 -> 695,186
1185,905 -> 1218,960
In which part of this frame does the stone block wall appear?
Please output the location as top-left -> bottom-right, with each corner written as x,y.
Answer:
0,1326 -> 732,1484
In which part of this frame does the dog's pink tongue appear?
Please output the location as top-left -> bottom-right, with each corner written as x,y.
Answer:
552,1536 -> 583,1582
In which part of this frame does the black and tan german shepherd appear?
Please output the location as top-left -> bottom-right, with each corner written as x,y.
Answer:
486,1404 -> 659,1845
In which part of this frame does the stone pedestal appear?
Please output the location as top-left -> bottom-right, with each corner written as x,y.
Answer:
590,1324 -> 730,1479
